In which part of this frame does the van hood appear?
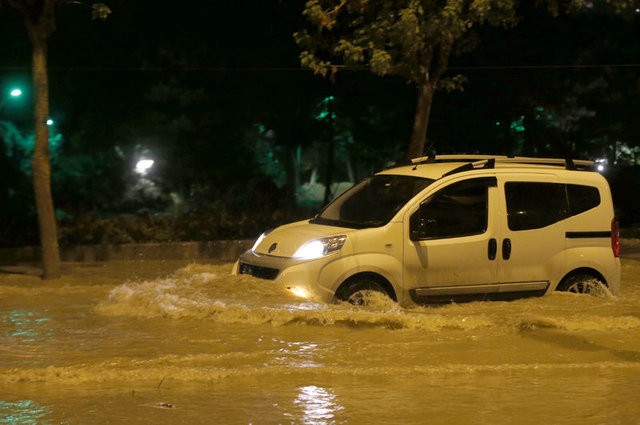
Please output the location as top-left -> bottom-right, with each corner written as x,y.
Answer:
254,220 -> 352,258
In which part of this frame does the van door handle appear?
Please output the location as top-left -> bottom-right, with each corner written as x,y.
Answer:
488,238 -> 497,260
502,238 -> 512,260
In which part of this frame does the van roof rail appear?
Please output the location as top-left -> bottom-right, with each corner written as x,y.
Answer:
411,154 -> 595,171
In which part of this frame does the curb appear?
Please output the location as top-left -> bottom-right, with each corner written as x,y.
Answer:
0,240 -> 254,264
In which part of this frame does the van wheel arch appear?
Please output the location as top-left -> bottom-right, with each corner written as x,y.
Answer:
335,272 -> 397,303
557,268 -> 608,294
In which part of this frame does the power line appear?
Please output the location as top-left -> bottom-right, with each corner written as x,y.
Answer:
1,63 -> 640,72
449,63 -> 640,70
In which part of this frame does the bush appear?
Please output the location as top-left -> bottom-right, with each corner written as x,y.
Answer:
58,205 -> 312,246
59,213 -> 176,245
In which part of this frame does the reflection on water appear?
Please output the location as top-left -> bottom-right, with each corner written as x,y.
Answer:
2,310 -> 51,343
293,386 -> 343,425
0,259 -> 639,424
275,341 -> 323,368
0,400 -> 52,425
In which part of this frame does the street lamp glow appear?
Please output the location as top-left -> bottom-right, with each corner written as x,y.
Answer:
46,119 -> 54,126
10,88 -> 22,97
135,159 -> 154,175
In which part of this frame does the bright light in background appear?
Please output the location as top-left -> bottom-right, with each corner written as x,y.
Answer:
595,158 -> 607,173
135,159 -> 154,175
46,119 -> 54,126
0,87 -> 24,110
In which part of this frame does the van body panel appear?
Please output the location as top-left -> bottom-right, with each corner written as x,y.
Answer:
410,281 -> 549,304
403,235 -> 499,290
345,222 -> 405,300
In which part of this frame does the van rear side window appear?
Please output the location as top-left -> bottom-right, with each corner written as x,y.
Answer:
566,184 -> 601,215
505,182 -> 600,231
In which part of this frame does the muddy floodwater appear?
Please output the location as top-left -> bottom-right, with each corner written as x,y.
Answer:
1,252 -> 640,424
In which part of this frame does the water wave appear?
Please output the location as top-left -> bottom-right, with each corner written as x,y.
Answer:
94,264 -> 640,334
2,360 -> 640,385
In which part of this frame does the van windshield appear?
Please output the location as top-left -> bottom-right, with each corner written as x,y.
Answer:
311,175 -> 434,229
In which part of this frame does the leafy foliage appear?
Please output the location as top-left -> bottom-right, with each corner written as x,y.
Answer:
295,0 -> 520,158
295,0 -> 518,84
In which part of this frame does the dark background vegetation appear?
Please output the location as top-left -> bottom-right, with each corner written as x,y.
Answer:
1,1 -> 639,247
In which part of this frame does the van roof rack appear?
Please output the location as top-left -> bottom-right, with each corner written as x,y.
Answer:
410,154 -> 595,171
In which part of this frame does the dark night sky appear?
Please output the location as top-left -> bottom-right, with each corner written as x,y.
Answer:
1,2 -> 638,143
1,2 -> 639,161
1,1 -> 304,125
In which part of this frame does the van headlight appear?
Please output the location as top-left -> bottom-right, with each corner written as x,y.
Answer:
293,235 -> 347,260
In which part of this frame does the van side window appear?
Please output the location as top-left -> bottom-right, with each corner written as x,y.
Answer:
410,178 -> 493,240
505,182 -> 600,231
505,182 -> 567,231
567,184 -> 600,215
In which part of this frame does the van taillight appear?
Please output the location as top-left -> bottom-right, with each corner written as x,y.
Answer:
611,218 -> 620,258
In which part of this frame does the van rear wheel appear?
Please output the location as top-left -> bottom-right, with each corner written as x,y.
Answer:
557,273 -> 606,295
336,278 -> 390,306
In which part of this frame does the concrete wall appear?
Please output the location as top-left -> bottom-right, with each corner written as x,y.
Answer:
0,240 -> 254,264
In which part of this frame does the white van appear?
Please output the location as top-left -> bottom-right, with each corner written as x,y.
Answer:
233,155 -> 621,305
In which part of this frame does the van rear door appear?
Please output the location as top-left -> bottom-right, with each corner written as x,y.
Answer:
495,175 -> 566,293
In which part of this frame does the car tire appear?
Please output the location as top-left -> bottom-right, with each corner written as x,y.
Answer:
336,278 -> 391,306
557,272 -> 606,295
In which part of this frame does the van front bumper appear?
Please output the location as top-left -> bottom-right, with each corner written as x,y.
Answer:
233,249 -> 336,303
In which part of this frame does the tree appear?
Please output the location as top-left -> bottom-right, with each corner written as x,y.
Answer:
1,0 -> 110,279
295,0 -> 519,160
450,0 -> 640,160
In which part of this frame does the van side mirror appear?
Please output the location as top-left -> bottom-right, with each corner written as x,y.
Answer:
410,205 -> 433,241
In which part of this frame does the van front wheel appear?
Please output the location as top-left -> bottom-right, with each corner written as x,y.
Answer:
557,273 -> 606,295
335,278 -> 391,306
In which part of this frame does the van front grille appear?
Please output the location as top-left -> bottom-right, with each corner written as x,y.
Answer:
239,262 -> 279,280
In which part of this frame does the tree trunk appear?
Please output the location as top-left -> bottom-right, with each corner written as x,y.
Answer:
290,145 -> 301,192
322,133 -> 335,205
31,36 -> 61,279
406,78 -> 436,161
323,98 -> 335,205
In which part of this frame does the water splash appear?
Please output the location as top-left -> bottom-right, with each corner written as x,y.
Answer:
93,263 -> 640,335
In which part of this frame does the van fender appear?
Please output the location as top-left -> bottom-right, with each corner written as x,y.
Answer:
318,253 -> 403,301
559,246 -> 612,290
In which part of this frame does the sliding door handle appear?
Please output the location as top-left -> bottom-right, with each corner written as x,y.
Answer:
502,238 -> 512,260
488,238 -> 497,260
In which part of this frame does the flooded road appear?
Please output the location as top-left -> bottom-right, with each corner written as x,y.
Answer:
1,253 -> 640,424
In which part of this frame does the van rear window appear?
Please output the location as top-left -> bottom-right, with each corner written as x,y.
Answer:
505,182 -> 600,231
